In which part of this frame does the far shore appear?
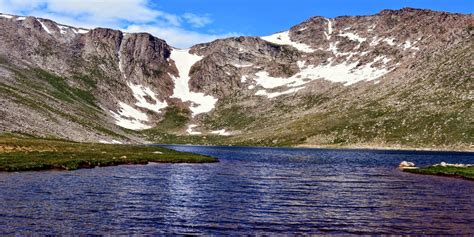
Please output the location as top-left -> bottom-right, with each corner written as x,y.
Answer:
293,144 -> 474,153
158,143 -> 474,153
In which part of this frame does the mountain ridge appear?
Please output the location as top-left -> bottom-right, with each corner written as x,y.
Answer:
0,8 -> 472,150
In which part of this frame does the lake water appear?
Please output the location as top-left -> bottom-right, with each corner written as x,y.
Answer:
0,146 -> 473,235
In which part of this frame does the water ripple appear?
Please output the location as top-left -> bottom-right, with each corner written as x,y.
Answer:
0,146 -> 473,235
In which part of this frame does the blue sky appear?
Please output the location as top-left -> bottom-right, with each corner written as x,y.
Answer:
1,0 -> 472,47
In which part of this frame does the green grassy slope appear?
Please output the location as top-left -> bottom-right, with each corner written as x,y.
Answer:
0,135 -> 217,171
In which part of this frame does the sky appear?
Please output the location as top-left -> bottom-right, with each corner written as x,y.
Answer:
0,0 -> 472,48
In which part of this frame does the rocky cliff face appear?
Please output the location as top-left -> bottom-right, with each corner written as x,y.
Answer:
0,9 -> 472,149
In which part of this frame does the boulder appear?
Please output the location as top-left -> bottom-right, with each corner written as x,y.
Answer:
399,161 -> 416,169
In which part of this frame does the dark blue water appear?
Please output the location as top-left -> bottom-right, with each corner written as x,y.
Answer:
0,146 -> 473,235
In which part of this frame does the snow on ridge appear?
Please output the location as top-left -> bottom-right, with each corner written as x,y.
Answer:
110,102 -> 151,130
38,20 -> 52,34
324,18 -> 333,40
1,14 -> 27,21
1,14 -> 90,34
56,24 -> 89,34
169,48 -> 218,116
261,31 -> 315,53
57,25 -> 69,34
0,14 -> 13,19
74,28 -> 89,34
128,83 -> 168,114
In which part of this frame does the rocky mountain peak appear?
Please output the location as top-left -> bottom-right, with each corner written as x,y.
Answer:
0,9 -> 472,149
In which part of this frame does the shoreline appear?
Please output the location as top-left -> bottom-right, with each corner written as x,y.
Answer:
158,143 -> 474,153
0,135 -> 218,172
293,144 -> 474,153
402,166 -> 474,181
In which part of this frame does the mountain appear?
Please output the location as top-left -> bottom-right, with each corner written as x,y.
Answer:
0,8 -> 472,150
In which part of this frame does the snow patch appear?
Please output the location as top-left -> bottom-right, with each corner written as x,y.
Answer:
16,16 -> 26,21
367,24 -> 376,32
374,55 -> 391,64
328,42 -> 339,55
402,40 -> 420,51
233,63 -> 253,68
110,102 -> 151,130
297,61 -> 306,68
261,31 -> 315,53
210,129 -> 232,136
57,25 -> 69,34
324,18 -> 333,40
316,60 -> 390,86
118,35 -> 130,79
338,32 -> 366,42
255,87 -> 304,98
128,83 -> 168,114
186,124 -> 202,135
39,20 -> 52,34
370,37 -> 381,47
169,49 -> 218,116
99,140 -> 122,144
249,56 -> 391,96
241,75 -> 248,83
72,28 -> 89,34
298,27 -> 307,31
383,37 -> 396,46
403,40 -> 413,50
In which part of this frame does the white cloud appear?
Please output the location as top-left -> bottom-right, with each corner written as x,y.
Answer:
125,24 -> 237,49
0,0 -> 235,47
183,13 -> 213,28
1,0 -> 163,23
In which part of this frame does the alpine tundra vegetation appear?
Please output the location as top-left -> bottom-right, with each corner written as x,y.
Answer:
0,8 -> 472,152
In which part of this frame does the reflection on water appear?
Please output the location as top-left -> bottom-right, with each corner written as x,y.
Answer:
0,146 -> 473,234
